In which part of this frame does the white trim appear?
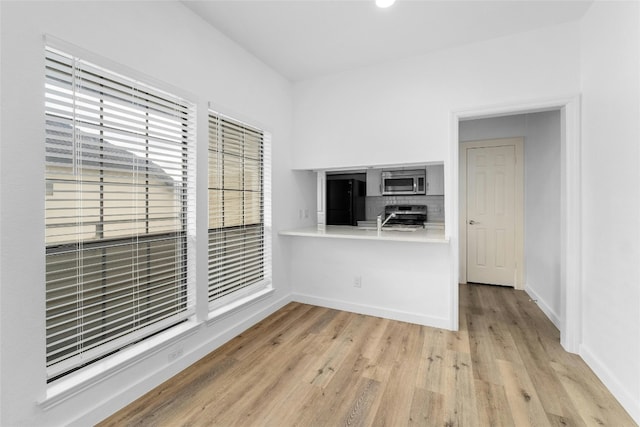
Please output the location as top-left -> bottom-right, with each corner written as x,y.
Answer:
293,160 -> 442,173
40,319 -> 201,409
65,293 -> 292,426
206,113 -> 272,313
43,34 -> 196,103
450,95 -> 582,352
559,100 -> 582,353
449,119 -> 460,331
291,293 -> 451,330
43,42 -> 199,380
580,345 -> 640,423
195,105 -> 211,322
524,285 -> 561,329
207,286 -> 275,325
207,101 -> 272,136
459,138 -> 525,290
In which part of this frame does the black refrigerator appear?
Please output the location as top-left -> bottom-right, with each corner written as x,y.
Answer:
326,178 -> 366,226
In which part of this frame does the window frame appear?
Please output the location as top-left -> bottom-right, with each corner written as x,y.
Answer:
207,110 -> 272,311
44,41 -> 197,382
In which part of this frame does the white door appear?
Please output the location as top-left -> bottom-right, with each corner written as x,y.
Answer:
466,145 -> 516,286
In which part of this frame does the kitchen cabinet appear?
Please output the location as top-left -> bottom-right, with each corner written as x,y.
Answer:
366,169 -> 382,196
426,164 -> 444,195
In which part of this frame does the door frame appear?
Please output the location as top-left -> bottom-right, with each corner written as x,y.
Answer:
459,138 -> 525,290
448,96 -> 582,354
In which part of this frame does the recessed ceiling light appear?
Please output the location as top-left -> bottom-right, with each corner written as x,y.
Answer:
376,0 -> 396,8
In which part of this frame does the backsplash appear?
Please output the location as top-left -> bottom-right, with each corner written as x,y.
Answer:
365,195 -> 445,222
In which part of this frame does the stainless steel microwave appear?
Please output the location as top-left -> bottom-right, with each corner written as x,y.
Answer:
381,169 -> 426,195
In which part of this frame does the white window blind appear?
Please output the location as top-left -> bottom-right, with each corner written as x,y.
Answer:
44,46 -> 196,380
208,112 -> 271,306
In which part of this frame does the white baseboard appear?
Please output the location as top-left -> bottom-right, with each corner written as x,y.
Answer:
70,293 -> 293,426
524,285 -> 561,329
580,345 -> 640,425
291,293 -> 452,330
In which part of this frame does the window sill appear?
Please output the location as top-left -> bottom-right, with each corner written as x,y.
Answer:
207,286 -> 275,325
39,286 -> 275,410
39,319 -> 201,410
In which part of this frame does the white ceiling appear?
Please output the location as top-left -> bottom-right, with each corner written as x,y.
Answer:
182,0 -> 593,82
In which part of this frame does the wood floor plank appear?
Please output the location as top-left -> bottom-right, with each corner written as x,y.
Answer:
551,360 -> 635,427
445,326 -> 470,353
228,355 -> 316,426
408,387 -> 445,427
361,319 -> 406,383
304,343 -> 372,426
371,323 -> 424,426
359,316 -> 390,361
302,310 -> 365,387
497,358 -> 552,427
415,326 -> 447,393
506,320 -> 585,424
441,349 -> 479,427
98,287 -> 637,427
265,383 -> 324,427
483,311 -> 523,363
340,377 -> 381,427
474,379 -> 516,427
221,302 -> 315,361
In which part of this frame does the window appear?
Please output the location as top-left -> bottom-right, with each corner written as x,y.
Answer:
208,112 -> 271,306
44,47 -> 195,380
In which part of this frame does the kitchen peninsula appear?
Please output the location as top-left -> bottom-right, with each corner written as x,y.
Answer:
281,164 -> 454,331
280,224 -> 447,243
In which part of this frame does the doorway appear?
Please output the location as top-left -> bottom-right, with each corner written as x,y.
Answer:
449,97 -> 582,354
460,138 -> 524,288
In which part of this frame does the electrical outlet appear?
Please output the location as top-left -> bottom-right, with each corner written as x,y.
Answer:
353,276 -> 362,288
168,347 -> 183,363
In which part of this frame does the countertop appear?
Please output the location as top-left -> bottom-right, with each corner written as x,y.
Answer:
279,225 -> 448,243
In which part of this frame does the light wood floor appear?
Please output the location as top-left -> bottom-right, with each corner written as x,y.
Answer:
99,284 -> 636,426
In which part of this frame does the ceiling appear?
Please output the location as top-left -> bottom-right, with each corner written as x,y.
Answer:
182,0 -> 593,82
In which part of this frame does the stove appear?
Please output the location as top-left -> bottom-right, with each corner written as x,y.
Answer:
384,205 -> 427,226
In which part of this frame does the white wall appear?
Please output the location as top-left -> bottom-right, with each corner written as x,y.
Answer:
459,111 -> 562,326
292,22 -> 580,341
579,1 -> 640,422
292,23 -> 580,171
290,238 -> 451,328
0,1 -> 299,425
